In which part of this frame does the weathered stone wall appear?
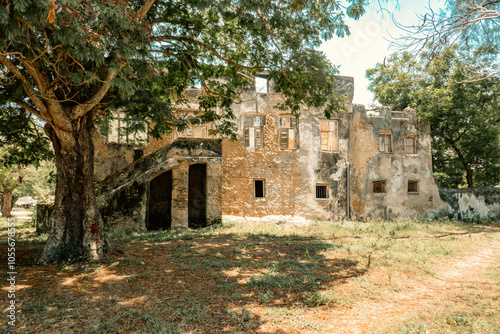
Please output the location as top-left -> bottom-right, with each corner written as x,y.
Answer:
349,105 -> 447,219
438,188 -> 500,221
93,128 -> 144,183
35,203 -> 54,235
221,86 -> 350,220
97,138 -> 223,230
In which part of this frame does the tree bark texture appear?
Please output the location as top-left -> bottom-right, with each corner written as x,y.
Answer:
38,113 -> 106,264
1,189 -> 13,217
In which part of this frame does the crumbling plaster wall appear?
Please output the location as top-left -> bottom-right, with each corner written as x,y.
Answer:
437,187 -> 500,221
222,87 -> 350,220
349,105 -> 447,219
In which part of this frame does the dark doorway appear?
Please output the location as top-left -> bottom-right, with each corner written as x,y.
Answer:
188,164 -> 207,228
148,170 -> 172,230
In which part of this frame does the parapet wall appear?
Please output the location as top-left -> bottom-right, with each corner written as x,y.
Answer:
438,187 -> 500,221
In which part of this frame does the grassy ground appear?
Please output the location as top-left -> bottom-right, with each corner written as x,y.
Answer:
0,214 -> 499,333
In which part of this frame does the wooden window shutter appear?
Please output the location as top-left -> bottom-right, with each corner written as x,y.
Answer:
244,128 -> 250,147
288,129 -> 295,149
244,115 -> 254,127
280,129 -> 289,148
255,127 -> 263,148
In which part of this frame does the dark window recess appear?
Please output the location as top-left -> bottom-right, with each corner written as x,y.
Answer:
255,180 -> 264,198
316,185 -> 328,199
373,181 -> 386,193
408,180 -> 419,193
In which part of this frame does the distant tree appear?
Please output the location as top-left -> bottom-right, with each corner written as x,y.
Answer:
367,48 -> 500,188
0,0 -> 367,263
393,0 -> 499,81
15,161 -> 56,203
0,105 -> 53,216
0,161 -> 23,217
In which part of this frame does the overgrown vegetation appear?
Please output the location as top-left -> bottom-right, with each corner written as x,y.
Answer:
0,217 -> 498,333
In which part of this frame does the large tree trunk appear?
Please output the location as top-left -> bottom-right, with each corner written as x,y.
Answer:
1,188 -> 13,217
38,113 -> 107,264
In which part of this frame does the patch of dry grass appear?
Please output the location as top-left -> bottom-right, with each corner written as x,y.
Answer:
0,217 -> 499,333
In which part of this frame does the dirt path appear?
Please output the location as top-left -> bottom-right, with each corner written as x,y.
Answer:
324,236 -> 500,333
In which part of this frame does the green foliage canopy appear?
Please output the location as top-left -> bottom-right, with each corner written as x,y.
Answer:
0,0 -> 366,141
367,48 -> 500,188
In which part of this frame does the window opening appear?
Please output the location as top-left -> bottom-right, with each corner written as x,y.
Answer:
405,136 -> 417,154
254,180 -> 265,198
373,181 -> 387,193
320,120 -> 339,151
378,134 -> 392,153
316,185 -> 328,199
244,114 -> 265,148
255,77 -> 268,93
408,180 -> 419,193
279,116 -> 298,149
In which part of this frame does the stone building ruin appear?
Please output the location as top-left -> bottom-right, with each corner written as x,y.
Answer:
84,75 -> 450,231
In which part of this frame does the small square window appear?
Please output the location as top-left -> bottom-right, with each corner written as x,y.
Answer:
373,181 -> 386,193
254,180 -> 265,198
408,180 -> 419,193
316,185 -> 328,199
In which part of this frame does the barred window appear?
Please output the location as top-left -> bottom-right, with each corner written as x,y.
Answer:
316,185 -> 328,199
378,134 -> 392,153
320,120 -> 339,151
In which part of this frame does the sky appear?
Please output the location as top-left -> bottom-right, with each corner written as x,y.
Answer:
320,0 -> 446,106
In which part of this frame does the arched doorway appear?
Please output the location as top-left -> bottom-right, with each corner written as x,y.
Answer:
147,170 -> 172,230
188,164 -> 207,228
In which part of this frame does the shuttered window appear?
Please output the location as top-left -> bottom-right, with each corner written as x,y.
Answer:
320,120 -> 339,151
378,134 -> 392,153
279,116 -> 298,149
244,114 -> 265,148
405,135 -> 417,154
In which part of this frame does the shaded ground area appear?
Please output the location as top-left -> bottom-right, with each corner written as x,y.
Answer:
0,218 -> 499,333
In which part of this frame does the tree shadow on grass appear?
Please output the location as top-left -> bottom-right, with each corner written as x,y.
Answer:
0,232 -> 369,333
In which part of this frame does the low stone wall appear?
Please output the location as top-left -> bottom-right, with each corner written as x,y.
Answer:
438,187 -> 500,221
36,203 -> 54,235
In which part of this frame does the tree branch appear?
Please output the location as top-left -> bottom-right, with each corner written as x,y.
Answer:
72,68 -> 118,119
135,0 -> 156,23
0,54 -> 51,121
152,36 -> 263,70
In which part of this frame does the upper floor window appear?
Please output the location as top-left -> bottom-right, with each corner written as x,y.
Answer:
378,133 -> 392,153
244,114 -> 265,148
175,124 -> 212,139
255,77 -> 268,93
405,135 -> 417,154
279,116 -> 298,149
320,120 -> 339,151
